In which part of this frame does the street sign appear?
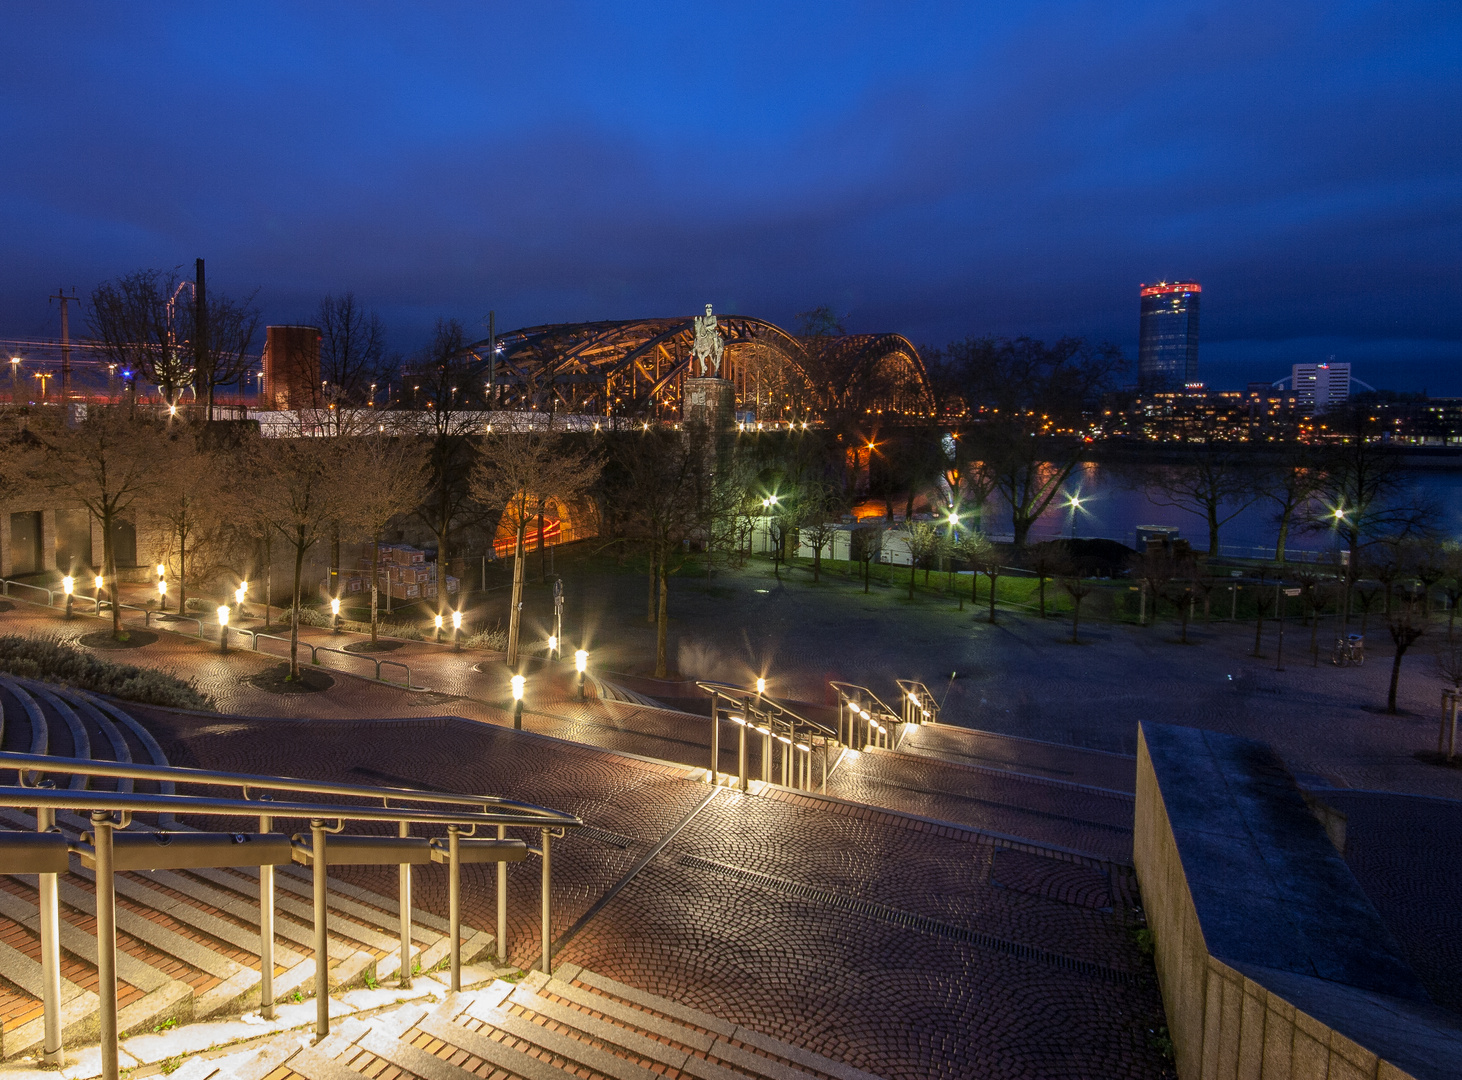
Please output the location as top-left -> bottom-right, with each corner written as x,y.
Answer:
1283,588 -> 1301,596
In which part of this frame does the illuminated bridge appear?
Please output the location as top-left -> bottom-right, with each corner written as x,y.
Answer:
456,315 -> 934,426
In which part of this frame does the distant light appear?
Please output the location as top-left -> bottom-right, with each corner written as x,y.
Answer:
157,580 -> 167,598
156,563 -> 166,578
94,575 -> 104,591
434,614 -> 443,630
511,674 -> 525,700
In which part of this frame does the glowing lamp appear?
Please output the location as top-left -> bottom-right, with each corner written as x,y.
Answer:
217,605 -> 229,626
330,598 -> 341,616
94,575 -> 104,591
156,563 -> 166,578
157,580 -> 167,598
453,610 -> 463,629
511,674 -> 525,701
434,614 -> 443,630
575,649 -> 587,674
62,576 -> 74,596
546,633 -> 556,652
756,677 -> 766,695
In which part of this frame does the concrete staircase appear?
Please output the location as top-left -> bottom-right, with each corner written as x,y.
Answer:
0,679 -> 497,1061
176,965 -> 887,1080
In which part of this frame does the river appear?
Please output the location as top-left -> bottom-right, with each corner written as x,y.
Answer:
975,461 -> 1462,558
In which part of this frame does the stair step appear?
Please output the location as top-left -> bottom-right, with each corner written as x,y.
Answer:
0,883 -> 174,993
0,675 -> 48,756
0,938 -> 100,1059
134,868 -> 314,959
507,983 -> 697,1071
416,1003 -> 594,1080
210,867 -> 441,947
529,974 -> 716,1052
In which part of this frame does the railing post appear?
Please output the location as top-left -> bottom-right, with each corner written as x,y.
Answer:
90,810 -> 119,1080
738,718 -> 748,792
38,805 -> 62,1066
448,824 -> 461,992
540,828 -> 551,975
709,694 -> 719,786
762,728 -> 771,783
399,821 -> 412,987
496,823 -> 508,964
311,819 -> 329,1039
259,811 -> 275,1020
821,739 -> 828,793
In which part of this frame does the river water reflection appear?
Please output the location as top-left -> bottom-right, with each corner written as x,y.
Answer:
976,461 -> 1462,557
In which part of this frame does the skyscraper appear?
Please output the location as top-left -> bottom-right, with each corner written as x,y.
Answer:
1292,361 -> 1351,414
1138,281 -> 1201,391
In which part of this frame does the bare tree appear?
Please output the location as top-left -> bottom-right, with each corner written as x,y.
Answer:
144,429 -> 221,616
87,269 -> 191,408
1385,589 -> 1427,715
1145,441 -> 1257,558
30,407 -> 167,640
1258,447 -> 1324,565
180,286 -> 262,420
341,434 -> 429,644
1058,561 -> 1094,644
901,521 -> 943,600
318,293 -> 387,406
1027,543 -> 1065,618
946,336 -> 1123,551
471,427 -> 600,670
1439,543 -> 1462,643
245,434 -> 349,679
796,484 -> 843,584
967,535 -> 1004,623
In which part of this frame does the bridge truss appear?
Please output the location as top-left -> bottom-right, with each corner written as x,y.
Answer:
456,315 -> 934,426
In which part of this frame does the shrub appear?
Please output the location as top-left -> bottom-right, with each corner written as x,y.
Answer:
287,605 -> 425,640
0,634 -> 215,711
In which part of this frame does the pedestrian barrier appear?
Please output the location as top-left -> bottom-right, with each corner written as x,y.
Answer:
236,629 -> 414,687
0,578 -> 54,606
697,680 -> 839,793
0,750 -> 580,1080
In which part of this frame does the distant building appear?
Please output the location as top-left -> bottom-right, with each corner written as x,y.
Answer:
1100,384 -> 1300,442
261,325 -> 322,411
1138,281 -> 1201,391
1292,362 -> 1351,414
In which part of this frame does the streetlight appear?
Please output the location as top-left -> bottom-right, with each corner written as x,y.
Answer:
547,634 -> 557,659
235,582 -> 247,617
1064,493 -> 1083,539
511,674 -> 525,729
94,574 -> 105,614
8,356 -> 19,401
452,609 -> 463,651
434,613 -> 443,642
756,677 -> 766,696
330,597 -> 341,634
62,576 -> 74,619
217,605 -> 230,654
157,578 -> 167,609
575,649 -> 587,699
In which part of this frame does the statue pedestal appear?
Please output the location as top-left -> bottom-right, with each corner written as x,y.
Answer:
683,377 -> 735,431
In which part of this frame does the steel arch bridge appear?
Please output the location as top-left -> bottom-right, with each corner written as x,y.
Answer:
456,315 -> 934,426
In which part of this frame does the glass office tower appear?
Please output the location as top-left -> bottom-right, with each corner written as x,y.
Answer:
1138,281 -> 1201,391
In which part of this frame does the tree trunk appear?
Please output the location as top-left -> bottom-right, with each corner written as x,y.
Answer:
647,554 -> 656,622
1038,577 -> 1046,618
909,560 -> 916,600
1011,515 -> 1032,553
507,525 -> 526,668
971,569 -> 978,605
813,545 -> 821,583
987,571 -> 998,623
1253,598 -> 1264,657
1388,648 -> 1405,714
1275,512 -> 1291,565
331,524 -> 340,601
104,512 -> 122,640
1207,507 -> 1220,558
370,536 -> 380,643
655,555 -> 669,678
263,533 -> 273,629
537,506 -> 546,583
289,529 -> 306,679
1072,596 -> 1082,643
177,530 -> 187,618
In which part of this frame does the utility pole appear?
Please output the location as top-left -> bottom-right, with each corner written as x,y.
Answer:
194,259 -> 208,419
49,288 -> 77,400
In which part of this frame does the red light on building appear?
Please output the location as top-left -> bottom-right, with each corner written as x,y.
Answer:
1140,281 -> 1202,298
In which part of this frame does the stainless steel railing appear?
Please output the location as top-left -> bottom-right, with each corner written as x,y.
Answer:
828,681 -> 904,750
895,678 -> 941,725
695,681 -> 838,794
0,753 -> 580,1079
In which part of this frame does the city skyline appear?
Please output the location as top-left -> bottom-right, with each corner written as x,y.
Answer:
0,4 -> 1457,392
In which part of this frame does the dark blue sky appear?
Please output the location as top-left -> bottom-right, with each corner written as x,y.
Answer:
2,2 -> 1458,390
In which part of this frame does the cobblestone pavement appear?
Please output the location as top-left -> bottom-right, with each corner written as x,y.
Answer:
826,747 -> 1135,861
899,724 -> 1137,792
1320,789 -> 1462,1017
133,708 -> 1171,1079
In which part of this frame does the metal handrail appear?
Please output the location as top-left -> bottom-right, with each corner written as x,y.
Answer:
828,681 -> 902,750
237,629 -> 414,688
695,681 -> 839,794
896,679 -> 941,725
1,578 -> 55,605
0,752 -> 576,825
144,609 -> 205,637
1,753 -> 579,1078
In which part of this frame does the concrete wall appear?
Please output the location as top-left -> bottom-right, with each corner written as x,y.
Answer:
1134,726 -> 1458,1080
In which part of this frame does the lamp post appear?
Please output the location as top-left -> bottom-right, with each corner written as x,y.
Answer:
1064,493 -> 1083,540
546,634 -> 557,660
511,674 -> 525,729
217,605 -> 229,654
8,356 -> 18,401
452,610 -> 463,651
434,613 -> 443,643
235,582 -> 247,619
94,574 -> 105,615
330,597 -> 341,634
575,649 -> 587,699
62,576 -> 73,620
157,579 -> 167,611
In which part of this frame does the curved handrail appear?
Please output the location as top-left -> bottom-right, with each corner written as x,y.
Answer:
0,751 -> 578,827
827,680 -> 901,721
895,678 -> 940,723
1,578 -> 55,606
694,680 -> 836,740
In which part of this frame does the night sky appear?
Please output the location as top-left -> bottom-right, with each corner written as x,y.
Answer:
2,3 -> 1458,391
